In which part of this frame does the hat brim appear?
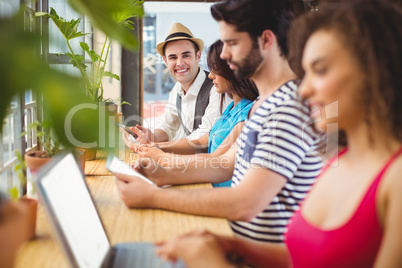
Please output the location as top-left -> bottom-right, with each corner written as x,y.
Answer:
156,37 -> 204,56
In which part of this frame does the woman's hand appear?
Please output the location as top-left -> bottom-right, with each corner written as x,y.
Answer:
156,230 -> 235,268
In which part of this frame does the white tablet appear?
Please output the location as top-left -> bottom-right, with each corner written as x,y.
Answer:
105,154 -> 156,185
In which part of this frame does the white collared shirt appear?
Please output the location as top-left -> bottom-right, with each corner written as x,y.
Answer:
156,70 -> 228,140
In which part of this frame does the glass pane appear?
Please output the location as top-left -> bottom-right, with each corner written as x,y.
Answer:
48,0 -> 90,56
0,95 -> 23,194
50,63 -> 82,77
25,90 -> 34,103
0,171 -> 14,195
0,0 -> 19,18
2,96 -> 22,165
142,2 -> 219,122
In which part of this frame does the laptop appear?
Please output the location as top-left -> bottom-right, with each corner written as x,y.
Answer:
34,151 -> 186,268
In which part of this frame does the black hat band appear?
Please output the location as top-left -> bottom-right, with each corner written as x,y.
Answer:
165,32 -> 193,41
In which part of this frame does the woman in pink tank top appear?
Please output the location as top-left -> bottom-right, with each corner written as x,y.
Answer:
154,1 -> 402,267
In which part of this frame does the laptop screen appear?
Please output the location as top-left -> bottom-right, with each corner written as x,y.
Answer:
38,153 -> 110,268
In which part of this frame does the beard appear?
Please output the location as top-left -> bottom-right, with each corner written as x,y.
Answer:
229,39 -> 263,79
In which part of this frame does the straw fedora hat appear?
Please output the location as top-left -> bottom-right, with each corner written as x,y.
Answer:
156,23 -> 204,56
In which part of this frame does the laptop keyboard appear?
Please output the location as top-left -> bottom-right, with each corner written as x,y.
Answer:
112,242 -> 186,268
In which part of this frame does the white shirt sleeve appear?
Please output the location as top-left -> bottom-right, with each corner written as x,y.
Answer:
187,86 -> 225,140
155,83 -> 182,141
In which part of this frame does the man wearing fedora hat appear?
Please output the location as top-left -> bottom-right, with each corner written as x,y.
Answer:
130,23 -> 224,144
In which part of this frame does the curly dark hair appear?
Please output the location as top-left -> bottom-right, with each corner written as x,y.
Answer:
207,40 -> 259,113
211,0 -> 294,58
289,0 -> 402,144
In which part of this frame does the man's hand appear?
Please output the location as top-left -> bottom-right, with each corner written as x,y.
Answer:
121,128 -> 143,152
114,173 -> 158,208
134,125 -> 157,144
134,157 -> 173,186
137,146 -> 167,162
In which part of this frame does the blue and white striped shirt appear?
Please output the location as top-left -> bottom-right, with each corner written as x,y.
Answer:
231,80 -> 323,243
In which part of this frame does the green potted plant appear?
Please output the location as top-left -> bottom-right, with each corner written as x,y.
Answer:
22,120 -> 86,172
34,6 -> 137,106
35,8 -> 120,104
22,120 -> 61,173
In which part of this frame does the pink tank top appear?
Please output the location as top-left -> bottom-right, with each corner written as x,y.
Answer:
285,147 -> 402,268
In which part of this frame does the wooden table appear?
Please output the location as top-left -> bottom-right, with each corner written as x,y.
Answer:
14,152 -> 233,268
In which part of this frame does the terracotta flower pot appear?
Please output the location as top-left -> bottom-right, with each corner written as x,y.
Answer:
100,101 -> 118,114
19,197 -> 38,240
84,148 -> 97,161
0,200 -> 30,268
24,150 -> 52,174
74,148 -> 86,172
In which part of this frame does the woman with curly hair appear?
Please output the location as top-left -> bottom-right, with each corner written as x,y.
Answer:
155,1 -> 402,267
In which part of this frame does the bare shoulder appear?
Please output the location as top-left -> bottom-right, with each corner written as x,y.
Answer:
382,153 -> 402,191
378,153 -> 402,216
375,152 -> 402,267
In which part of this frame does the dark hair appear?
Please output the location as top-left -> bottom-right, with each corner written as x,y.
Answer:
211,0 -> 294,57
289,0 -> 402,144
163,40 -> 199,56
207,40 -> 259,113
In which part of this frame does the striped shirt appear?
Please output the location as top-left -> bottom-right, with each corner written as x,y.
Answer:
231,80 -> 323,243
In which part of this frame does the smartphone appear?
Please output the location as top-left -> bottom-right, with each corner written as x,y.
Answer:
115,122 -> 138,139
105,153 -> 156,185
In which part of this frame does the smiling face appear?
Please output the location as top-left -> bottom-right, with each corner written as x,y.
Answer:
218,21 -> 263,79
163,39 -> 201,90
299,30 -> 365,133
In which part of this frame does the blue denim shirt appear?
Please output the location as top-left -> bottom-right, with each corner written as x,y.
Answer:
208,98 -> 253,187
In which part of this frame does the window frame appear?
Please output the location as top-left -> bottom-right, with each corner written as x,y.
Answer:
0,1 -> 42,194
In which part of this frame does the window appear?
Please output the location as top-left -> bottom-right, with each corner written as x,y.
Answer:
48,0 -> 91,77
47,0 -> 122,104
0,0 -> 37,194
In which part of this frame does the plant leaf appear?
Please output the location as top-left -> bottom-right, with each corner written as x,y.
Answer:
65,52 -> 87,70
14,163 -> 21,171
68,0 -> 144,50
113,0 -> 144,26
103,71 -> 120,81
119,20 -> 134,31
27,120 -> 41,129
35,7 -> 88,41
121,101 -> 132,106
80,42 -> 100,63
8,187 -> 19,199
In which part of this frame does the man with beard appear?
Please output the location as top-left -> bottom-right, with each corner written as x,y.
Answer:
114,0 -> 323,244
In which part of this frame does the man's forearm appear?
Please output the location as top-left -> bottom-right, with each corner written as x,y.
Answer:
153,129 -> 169,142
156,138 -> 207,155
148,187 -> 242,220
148,153 -> 234,186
